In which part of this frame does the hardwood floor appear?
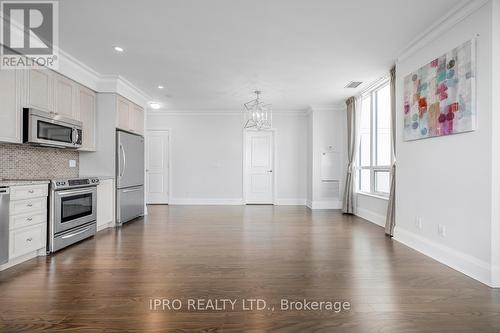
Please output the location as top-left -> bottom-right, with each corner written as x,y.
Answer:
1,205 -> 500,332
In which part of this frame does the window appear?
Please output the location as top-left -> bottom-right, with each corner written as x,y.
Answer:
358,81 -> 391,196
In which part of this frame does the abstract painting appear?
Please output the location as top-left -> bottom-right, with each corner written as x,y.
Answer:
403,39 -> 476,141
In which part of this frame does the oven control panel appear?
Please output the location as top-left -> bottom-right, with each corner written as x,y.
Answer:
68,179 -> 90,186
51,177 -> 100,190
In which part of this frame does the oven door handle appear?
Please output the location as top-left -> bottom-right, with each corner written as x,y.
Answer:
57,188 -> 94,197
61,227 -> 90,239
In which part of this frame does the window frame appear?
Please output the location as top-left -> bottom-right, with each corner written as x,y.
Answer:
357,79 -> 392,197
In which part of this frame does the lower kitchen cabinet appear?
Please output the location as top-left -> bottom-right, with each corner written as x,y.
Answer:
97,178 -> 115,231
0,183 -> 48,271
9,223 -> 46,260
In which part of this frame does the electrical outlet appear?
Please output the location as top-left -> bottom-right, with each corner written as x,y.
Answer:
69,159 -> 77,168
438,224 -> 446,237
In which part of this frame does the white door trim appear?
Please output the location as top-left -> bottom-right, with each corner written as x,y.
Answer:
242,128 -> 277,205
145,129 -> 172,204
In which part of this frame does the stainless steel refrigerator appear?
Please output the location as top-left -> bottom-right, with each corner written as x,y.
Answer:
116,130 -> 145,225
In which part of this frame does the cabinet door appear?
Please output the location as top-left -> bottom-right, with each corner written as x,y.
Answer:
9,223 -> 46,259
77,86 -> 97,151
26,69 -> 53,112
116,96 -> 131,130
0,69 -> 23,143
132,104 -> 144,135
54,74 -> 77,119
97,179 -> 114,229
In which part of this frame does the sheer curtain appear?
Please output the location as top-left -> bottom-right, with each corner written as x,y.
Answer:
342,96 -> 357,214
385,66 -> 396,236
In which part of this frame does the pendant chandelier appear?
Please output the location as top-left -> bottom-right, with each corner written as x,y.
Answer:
243,90 -> 272,130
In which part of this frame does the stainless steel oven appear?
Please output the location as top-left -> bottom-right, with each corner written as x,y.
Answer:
48,177 -> 100,252
23,108 -> 82,149
53,186 -> 96,234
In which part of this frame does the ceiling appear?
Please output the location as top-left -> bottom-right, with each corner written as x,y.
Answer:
59,0 -> 462,111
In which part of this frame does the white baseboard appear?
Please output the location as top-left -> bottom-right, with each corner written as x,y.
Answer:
169,198 -> 308,206
491,265 -> 500,288
0,248 -> 46,271
275,198 -> 306,206
169,198 -> 244,205
355,207 -> 386,227
394,226 -> 493,287
97,221 -> 115,232
306,200 -> 342,210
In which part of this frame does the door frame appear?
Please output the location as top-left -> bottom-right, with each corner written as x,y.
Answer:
145,129 -> 172,204
242,128 -> 277,205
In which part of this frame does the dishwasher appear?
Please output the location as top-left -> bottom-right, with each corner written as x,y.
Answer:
0,187 -> 9,265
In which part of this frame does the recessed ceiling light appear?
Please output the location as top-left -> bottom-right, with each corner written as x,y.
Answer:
150,102 -> 161,110
114,46 -> 124,52
158,85 -> 164,89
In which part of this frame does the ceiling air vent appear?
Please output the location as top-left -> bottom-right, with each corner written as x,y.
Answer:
345,81 -> 363,88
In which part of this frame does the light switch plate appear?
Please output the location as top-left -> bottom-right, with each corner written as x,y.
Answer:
69,159 -> 77,168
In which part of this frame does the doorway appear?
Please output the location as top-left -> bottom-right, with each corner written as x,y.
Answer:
145,130 -> 170,204
244,129 -> 275,204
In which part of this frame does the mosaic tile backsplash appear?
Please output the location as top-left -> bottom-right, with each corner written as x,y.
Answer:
0,143 -> 79,179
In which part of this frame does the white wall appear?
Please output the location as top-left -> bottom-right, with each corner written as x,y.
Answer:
79,94 -> 117,177
306,111 -> 314,203
394,1 -> 495,285
356,194 -> 388,227
491,0 -> 500,286
273,115 -> 308,203
305,107 -> 346,209
146,111 -> 308,204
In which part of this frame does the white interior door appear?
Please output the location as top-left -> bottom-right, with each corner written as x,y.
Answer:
245,130 -> 274,204
146,130 -> 169,204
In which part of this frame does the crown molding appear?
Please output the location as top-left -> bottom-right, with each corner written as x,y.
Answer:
56,49 -> 152,107
396,0 -> 490,63
147,109 -> 310,116
308,103 -> 346,112
97,75 -> 152,108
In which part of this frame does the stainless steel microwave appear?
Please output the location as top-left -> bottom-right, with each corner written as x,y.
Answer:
23,108 -> 82,148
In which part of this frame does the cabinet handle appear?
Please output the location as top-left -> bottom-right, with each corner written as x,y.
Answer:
26,217 -> 33,221
27,203 -> 33,207
28,190 -> 34,193
26,237 -> 33,242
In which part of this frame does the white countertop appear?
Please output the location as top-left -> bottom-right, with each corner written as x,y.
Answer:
79,175 -> 115,180
0,180 -> 50,187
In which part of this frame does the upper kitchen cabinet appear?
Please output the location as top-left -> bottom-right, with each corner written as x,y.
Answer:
25,69 -> 53,112
0,67 -> 98,147
0,70 -> 23,143
131,104 -> 144,135
116,95 -> 144,135
116,95 -> 131,131
53,73 -> 78,119
77,86 -> 97,151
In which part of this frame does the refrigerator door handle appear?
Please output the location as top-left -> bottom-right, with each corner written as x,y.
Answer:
122,187 -> 142,193
119,144 -> 126,177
